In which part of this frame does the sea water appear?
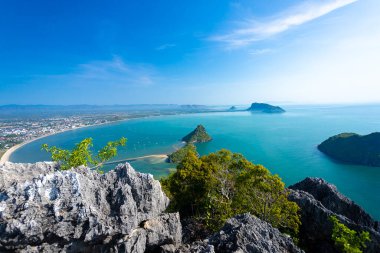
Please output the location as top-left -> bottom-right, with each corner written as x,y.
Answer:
10,105 -> 380,220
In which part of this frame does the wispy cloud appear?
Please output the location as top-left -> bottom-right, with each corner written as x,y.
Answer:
37,56 -> 156,88
249,48 -> 275,56
156,43 -> 176,51
210,0 -> 358,48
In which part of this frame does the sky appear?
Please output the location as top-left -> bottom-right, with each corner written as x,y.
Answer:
0,0 -> 379,105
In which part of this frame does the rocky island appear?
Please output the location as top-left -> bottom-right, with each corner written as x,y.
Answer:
181,125 -> 212,143
0,162 -> 379,252
247,102 -> 285,113
318,132 -> 380,167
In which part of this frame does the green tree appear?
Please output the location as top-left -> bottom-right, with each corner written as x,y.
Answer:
42,137 -> 126,171
161,149 -> 300,235
329,216 -> 370,253
168,143 -> 198,163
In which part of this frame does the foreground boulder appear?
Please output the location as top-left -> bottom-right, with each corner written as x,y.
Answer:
0,162 -> 181,252
208,214 -> 303,253
289,177 -> 380,253
165,214 -> 303,253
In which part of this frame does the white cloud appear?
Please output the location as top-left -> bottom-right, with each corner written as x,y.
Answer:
38,56 -> 156,88
211,0 -> 358,48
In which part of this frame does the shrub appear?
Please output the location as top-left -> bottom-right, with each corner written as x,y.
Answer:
42,137 -> 126,171
161,149 -> 300,235
329,215 -> 370,253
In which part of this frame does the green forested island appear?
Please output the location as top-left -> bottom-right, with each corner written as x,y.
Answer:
318,132 -> 380,167
181,125 -> 212,143
247,102 -> 285,113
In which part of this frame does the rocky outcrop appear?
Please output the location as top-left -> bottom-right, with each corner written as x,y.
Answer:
163,214 -> 303,253
208,214 -> 303,253
0,162 -> 181,252
289,177 -> 380,253
3,162 -> 379,253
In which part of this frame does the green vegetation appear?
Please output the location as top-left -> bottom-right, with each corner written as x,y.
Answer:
42,137 -> 126,171
161,149 -> 300,235
318,132 -> 380,167
168,144 -> 198,163
329,216 -> 370,253
182,125 -> 212,143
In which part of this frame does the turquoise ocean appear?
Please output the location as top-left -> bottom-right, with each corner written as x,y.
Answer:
10,105 -> 380,220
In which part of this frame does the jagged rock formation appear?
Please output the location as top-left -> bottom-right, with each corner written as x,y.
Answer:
2,162 -> 379,253
181,125 -> 212,143
0,162 -> 182,252
164,214 -> 303,253
247,103 -> 285,113
208,214 -> 303,253
318,132 -> 380,167
289,177 -> 380,253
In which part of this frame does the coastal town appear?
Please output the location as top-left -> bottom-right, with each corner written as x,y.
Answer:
0,114 -> 128,159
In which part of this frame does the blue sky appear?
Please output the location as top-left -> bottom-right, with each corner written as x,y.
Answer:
0,0 -> 379,105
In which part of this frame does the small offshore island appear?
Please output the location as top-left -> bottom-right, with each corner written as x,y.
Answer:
181,124 -> 212,143
318,132 -> 380,167
247,102 -> 286,113
168,125 -> 212,163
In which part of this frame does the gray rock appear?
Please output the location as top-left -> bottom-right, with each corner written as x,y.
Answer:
161,213 -> 302,253
0,162 -> 181,252
208,214 -> 303,253
289,177 -> 380,253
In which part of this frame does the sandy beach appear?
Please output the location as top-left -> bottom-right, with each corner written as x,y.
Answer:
0,122 -> 116,164
0,115 -> 172,165
0,131 -> 61,164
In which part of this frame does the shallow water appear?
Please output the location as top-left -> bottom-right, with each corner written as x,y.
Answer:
10,105 -> 380,220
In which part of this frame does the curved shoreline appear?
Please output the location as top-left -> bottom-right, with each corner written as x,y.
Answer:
0,109 -> 235,164
0,120 -> 128,164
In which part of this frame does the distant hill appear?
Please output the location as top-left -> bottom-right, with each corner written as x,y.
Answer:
0,104 -> 211,119
182,125 -> 212,143
247,103 -> 285,113
318,132 -> 380,167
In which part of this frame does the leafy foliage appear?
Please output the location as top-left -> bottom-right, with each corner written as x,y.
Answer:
168,144 -> 198,163
42,137 -> 126,171
329,216 -> 370,253
161,149 -> 300,235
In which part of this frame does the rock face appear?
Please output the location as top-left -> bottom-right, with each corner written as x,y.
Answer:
208,214 -> 304,253
318,132 -> 380,167
181,125 -> 212,143
289,177 -> 380,253
164,214 -> 303,253
247,103 -> 285,113
0,162 -> 182,252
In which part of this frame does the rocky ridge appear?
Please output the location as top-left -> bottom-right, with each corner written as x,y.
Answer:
0,162 -> 181,252
289,177 -> 380,253
1,163 -> 379,253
